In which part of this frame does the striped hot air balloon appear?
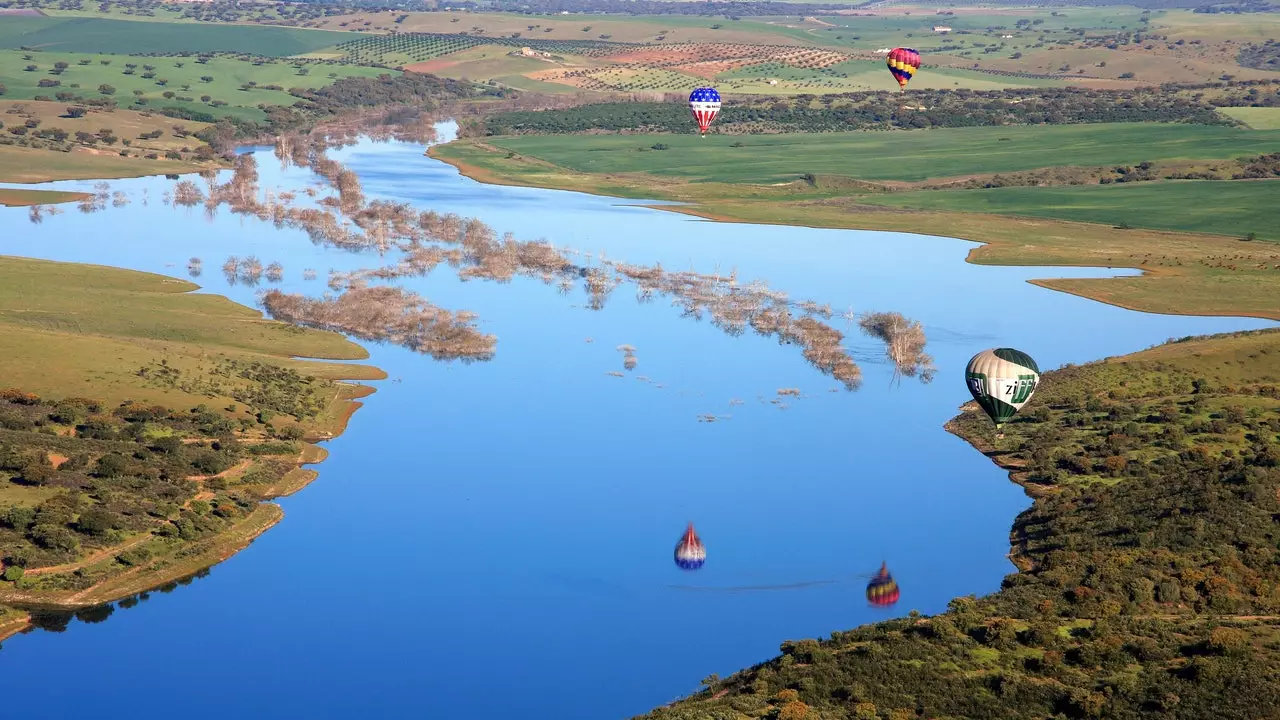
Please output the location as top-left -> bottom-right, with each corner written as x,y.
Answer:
965,348 -> 1041,432
866,562 -> 900,607
674,523 -> 706,570
967,348 -> 1039,430
885,47 -> 921,90
688,87 -> 721,136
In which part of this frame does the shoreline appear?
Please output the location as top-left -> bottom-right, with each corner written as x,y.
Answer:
429,142 -> 1280,323
0,260 -> 383,641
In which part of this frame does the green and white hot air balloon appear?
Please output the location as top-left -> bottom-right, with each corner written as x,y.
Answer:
965,348 -> 1040,431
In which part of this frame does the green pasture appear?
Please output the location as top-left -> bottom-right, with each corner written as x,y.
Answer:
0,16 -> 345,56
0,50 -> 390,121
859,180 -> 1280,241
486,124 -> 1280,183
1220,107 -> 1280,130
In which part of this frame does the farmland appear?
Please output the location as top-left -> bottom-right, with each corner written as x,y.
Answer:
0,50 -> 393,122
0,16 -> 346,57
859,180 -> 1280,241
474,124 -> 1280,183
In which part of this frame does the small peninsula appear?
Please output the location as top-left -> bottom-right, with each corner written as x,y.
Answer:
0,256 -> 383,640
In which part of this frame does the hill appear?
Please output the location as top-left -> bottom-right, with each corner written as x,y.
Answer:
639,327 -> 1280,720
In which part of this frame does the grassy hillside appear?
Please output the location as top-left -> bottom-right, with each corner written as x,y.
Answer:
0,16 -> 345,56
0,145 -> 194,183
0,50 -> 393,123
481,125 -> 1280,183
640,328 -> 1280,720
0,256 -> 377,407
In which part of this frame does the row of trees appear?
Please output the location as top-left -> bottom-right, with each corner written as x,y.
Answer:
476,86 -> 1234,136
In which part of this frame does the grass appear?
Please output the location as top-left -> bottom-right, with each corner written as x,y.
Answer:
0,256 -> 382,411
0,16 -> 346,56
0,145 -> 194,183
859,181 -> 1280,242
482,124 -> 1280,183
0,50 -> 393,122
433,138 -> 1280,321
0,187 -> 87,206
1221,108 -> 1280,130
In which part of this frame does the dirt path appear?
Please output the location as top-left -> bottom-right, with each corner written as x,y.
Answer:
25,534 -> 151,577
186,458 -> 251,482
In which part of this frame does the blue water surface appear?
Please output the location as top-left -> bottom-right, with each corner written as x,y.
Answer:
0,126 -> 1273,720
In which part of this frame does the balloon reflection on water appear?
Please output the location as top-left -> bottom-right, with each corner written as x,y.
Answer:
866,562 -> 901,608
674,523 -> 706,571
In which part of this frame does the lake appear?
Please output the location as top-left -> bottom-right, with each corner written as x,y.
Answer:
0,125 -> 1273,720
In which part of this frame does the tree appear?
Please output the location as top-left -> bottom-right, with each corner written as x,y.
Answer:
66,106 -> 87,118
75,507 -> 116,535
94,453 -> 128,478
98,83 -> 116,95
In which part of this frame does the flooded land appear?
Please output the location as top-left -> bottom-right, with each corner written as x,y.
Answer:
0,123 -> 1273,720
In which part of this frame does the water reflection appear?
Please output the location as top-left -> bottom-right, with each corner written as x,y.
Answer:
674,523 -> 706,571
9,567 -> 211,642
866,562 -> 901,608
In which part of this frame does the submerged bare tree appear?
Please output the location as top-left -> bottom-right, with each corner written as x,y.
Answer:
172,180 -> 204,207
859,312 -> 936,384
261,286 -> 496,362
188,257 -> 203,278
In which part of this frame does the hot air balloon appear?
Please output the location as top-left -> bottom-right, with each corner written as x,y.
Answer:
885,47 -> 921,90
674,523 -> 706,570
866,562 -> 900,607
965,348 -> 1040,433
688,87 -> 721,136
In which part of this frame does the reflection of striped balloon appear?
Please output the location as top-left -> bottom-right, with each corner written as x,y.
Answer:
866,563 -> 900,607
674,523 -> 706,570
886,47 -> 921,89
965,348 -> 1041,430
688,87 -> 722,135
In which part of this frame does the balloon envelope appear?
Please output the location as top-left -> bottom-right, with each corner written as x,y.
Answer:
674,523 -> 706,570
688,87 -> 722,135
965,348 -> 1041,429
886,47 -> 921,89
866,563 -> 900,607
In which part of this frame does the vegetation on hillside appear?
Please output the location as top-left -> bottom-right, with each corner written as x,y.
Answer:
639,328 -> 1280,720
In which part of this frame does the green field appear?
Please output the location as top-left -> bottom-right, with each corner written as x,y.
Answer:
860,180 -> 1280,241
0,16 -> 346,56
1221,107 -> 1280,130
0,255 -> 377,408
0,50 -> 391,122
486,124 -> 1280,183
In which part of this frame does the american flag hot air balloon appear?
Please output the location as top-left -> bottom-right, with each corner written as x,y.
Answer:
688,87 -> 721,136
885,47 -> 921,90
866,562 -> 900,607
674,523 -> 706,570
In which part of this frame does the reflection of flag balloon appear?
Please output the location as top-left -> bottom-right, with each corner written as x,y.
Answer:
886,47 -> 921,90
688,87 -> 722,136
866,562 -> 900,607
674,523 -> 706,570
965,348 -> 1041,431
